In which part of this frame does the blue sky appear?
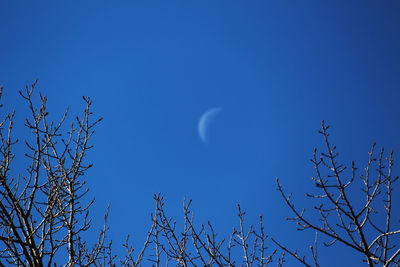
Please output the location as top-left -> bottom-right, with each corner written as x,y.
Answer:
1,1 -> 400,265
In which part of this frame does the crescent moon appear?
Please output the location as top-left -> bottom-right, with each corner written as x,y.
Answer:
198,107 -> 223,144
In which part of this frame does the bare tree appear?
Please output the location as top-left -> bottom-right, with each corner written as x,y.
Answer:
114,194 -> 278,266
272,121 -> 400,267
105,194 -> 278,266
139,194 -> 277,266
0,80 -> 113,266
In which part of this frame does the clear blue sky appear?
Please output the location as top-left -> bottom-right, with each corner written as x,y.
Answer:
1,1 -> 400,265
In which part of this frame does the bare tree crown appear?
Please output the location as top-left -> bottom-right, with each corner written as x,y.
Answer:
0,81 -> 106,266
273,121 -> 400,267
